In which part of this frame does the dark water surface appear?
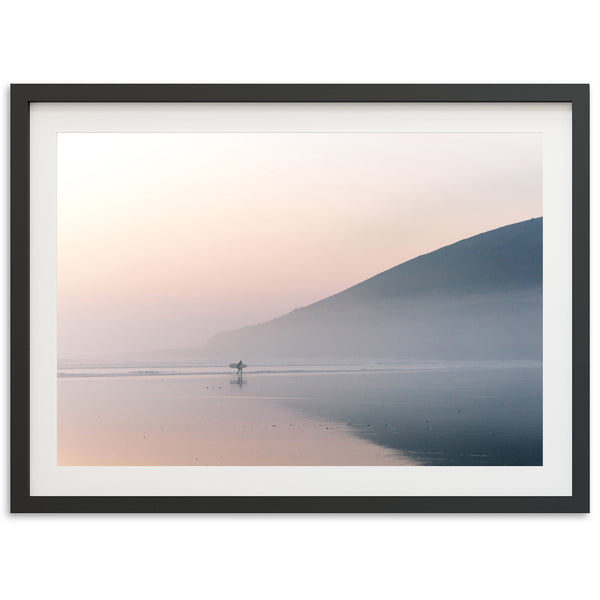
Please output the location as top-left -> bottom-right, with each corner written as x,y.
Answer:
260,366 -> 543,466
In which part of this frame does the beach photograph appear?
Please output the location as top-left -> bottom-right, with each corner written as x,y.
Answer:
57,131 -> 543,466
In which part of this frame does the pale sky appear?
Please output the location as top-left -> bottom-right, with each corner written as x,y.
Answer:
57,132 -> 542,359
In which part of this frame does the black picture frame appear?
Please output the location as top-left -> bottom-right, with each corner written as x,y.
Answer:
11,84 -> 590,513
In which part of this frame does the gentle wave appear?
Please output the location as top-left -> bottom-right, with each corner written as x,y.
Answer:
57,360 -> 541,379
59,367 -> 412,378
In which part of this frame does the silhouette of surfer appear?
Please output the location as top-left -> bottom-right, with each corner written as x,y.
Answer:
228,360 -> 247,376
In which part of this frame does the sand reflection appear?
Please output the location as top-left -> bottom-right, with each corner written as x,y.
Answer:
58,375 -> 413,466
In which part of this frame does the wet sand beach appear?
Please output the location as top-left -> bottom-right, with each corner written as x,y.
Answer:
58,363 -> 542,466
58,373 -> 412,466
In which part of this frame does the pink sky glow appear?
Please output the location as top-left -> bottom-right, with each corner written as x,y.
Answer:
58,132 -> 542,359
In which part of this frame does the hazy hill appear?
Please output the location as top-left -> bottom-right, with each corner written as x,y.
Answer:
205,218 -> 543,360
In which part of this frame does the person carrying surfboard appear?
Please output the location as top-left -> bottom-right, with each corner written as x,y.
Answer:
229,360 -> 247,375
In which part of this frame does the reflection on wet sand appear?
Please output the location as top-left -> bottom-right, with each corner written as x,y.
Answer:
58,375 -> 413,466
58,364 -> 542,466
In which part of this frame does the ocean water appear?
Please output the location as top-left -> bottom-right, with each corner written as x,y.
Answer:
57,360 -> 542,466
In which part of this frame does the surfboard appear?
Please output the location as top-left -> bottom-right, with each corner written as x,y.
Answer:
229,363 -> 247,369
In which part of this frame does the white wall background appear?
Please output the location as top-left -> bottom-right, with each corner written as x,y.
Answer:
1,1 -> 596,598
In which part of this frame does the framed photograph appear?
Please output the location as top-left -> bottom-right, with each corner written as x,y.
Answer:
11,84 -> 589,513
